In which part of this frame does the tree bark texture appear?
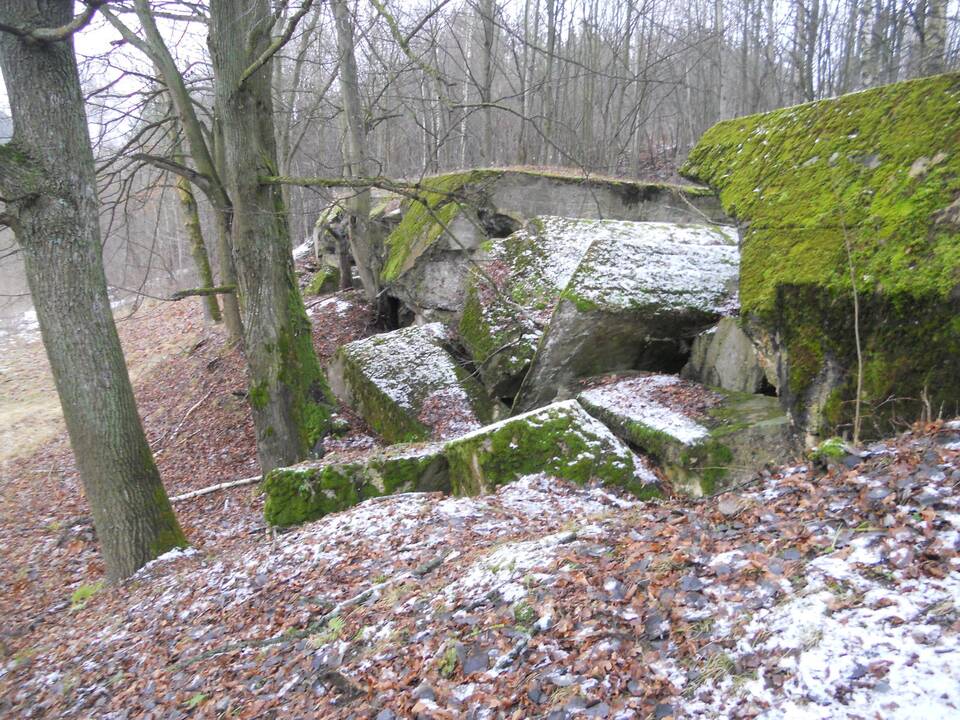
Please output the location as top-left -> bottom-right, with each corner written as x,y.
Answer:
332,0 -> 378,302
0,0 -> 187,582
171,133 -> 221,322
209,0 -> 333,472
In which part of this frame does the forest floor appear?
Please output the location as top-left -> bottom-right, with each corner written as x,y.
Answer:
1,293 -> 958,719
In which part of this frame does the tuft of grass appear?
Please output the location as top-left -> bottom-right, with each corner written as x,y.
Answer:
185,692 -> 208,709
70,581 -> 105,611
438,643 -> 459,678
512,600 -> 538,630
686,652 -> 736,695
308,615 -> 346,647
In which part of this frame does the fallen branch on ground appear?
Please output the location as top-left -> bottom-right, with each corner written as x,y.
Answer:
153,389 -> 214,454
169,285 -> 236,301
168,475 -> 262,503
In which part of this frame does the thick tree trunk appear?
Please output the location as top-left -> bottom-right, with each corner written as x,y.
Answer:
209,0 -> 333,472
0,0 -> 186,582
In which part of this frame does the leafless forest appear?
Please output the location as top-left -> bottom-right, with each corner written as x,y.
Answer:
1,0 -> 958,317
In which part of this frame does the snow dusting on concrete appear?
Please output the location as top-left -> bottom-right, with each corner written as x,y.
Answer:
580,375 -> 710,445
568,220 -> 740,313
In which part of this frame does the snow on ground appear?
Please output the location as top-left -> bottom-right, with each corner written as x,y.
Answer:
0,309 -> 40,348
2,423 -> 958,719
292,238 -> 314,260
306,295 -> 354,317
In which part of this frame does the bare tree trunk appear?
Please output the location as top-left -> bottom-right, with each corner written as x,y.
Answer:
715,0 -> 728,118
210,116 -> 243,341
923,0 -> 947,75
479,0 -> 497,164
517,0 -> 538,164
0,0 -> 186,582
332,0 -> 378,303
209,0 -> 333,472
541,0 -> 558,165
106,0 -> 243,342
170,132 -> 220,322
857,0 -> 878,88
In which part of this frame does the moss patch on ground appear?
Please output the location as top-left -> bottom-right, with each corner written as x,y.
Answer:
682,73 -> 960,434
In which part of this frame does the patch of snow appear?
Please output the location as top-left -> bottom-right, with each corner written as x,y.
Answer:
565,220 -> 740,314
292,239 -> 313,260
443,531 -> 576,606
307,296 -> 353,317
133,546 -> 198,577
580,375 -> 710,445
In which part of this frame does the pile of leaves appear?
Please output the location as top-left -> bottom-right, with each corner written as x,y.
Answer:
0,291 -> 378,674
1,394 -> 957,717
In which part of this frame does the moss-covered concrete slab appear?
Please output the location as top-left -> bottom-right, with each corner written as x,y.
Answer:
303,266 -> 340,296
578,374 -> 798,495
381,169 -> 730,321
444,399 -> 660,498
682,317 -> 772,393
327,323 -> 494,444
681,72 -> 960,438
459,216 -> 598,398
262,442 -> 447,527
513,220 -> 739,411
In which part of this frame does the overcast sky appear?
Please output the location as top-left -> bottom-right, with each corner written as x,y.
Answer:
0,8 -> 207,145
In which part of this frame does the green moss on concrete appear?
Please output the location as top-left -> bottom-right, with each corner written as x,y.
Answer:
444,400 -> 659,499
381,170 -> 502,282
304,268 -> 340,296
263,444 -> 448,526
329,324 -> 493,444
579,379 -> 796,495
458,274 -> 537,395
262,463 -> 371,527
381,169 -> 712,288
682,73 -> 960,434
676,440 -> 734,495
458,283 -> 500,365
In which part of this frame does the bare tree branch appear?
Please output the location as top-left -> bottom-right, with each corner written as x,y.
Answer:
131,153 -> 211,196
238,0 -> 316,88
0,0 -> 106,44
